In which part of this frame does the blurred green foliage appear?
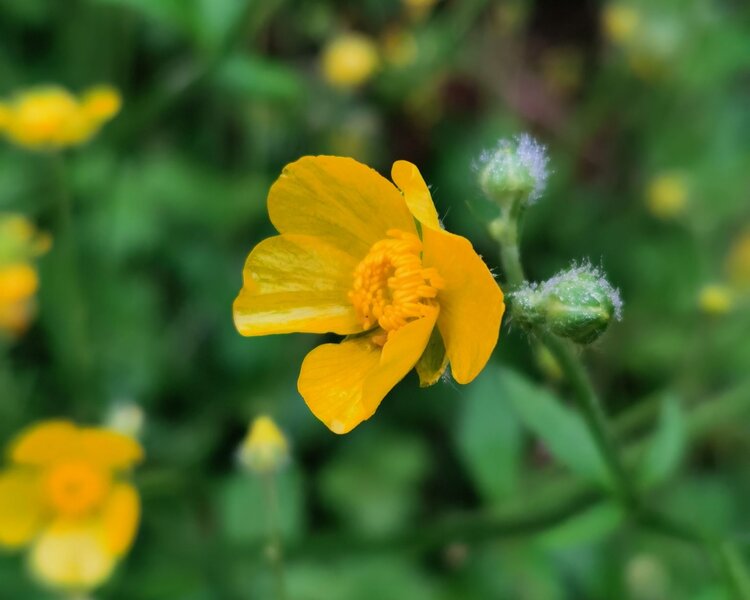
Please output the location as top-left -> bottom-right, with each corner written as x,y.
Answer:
1,0 -> 750,598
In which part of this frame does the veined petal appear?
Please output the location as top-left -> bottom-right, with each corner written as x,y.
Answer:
29,520 -> 115,592
268,156 -> 417,259
234,234 -> 362,336
391,160 -> 441,230
423,227 -> 504,383
298,309 -> 438,434
10,421 -> 143,470
99,483 -> 140,556
0,468 -> 46,548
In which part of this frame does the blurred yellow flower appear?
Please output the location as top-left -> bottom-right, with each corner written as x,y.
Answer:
726,229 -> 750,290
238,416 -> 289,474
0,85 -> 121,150
0,421 -> 143,594
646,173 -> 687,219
698,284 -> 733,316
0,214 -> 50,337
321,33 -> 379,90
602,4 -> 640,45
233,156 -> 505,433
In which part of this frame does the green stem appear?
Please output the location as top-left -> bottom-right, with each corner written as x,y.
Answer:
262,473 -> 286,600
539,331 -> 636,506
48,154 -> 94,416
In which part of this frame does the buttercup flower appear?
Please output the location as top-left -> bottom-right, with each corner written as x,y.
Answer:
0,421 -> 143,593
0,85 -> 121,150
238,416 -> 290,474
0,214 -> 51,337
233,156 -> 505,433
321,34 -> 380,90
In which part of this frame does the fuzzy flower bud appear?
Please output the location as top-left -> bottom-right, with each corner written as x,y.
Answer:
478,134 -> 549,209
511,263 -> 622,344
238,416 -> 289,475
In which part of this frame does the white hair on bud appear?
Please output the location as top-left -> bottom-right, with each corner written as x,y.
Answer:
542,261 -> 623,321
476,133 -> 550,203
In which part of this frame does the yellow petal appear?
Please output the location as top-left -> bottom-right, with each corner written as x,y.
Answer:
298,309 -> 438,434
423,227 -> 504,383
268,156 -> 417,260
10,420 -> 78,466
77,428 -> 144,470
99,483 -> 140,556
0,468 -> 46,548
10,420 -> 143,470
391,160 -> 441,230
233,234 -> 361,336
29,520 -> 115,592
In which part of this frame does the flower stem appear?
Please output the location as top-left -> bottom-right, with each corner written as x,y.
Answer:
262,473 -> 287,600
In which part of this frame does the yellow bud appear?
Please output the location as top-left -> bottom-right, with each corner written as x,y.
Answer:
646,173 -> 687,219
726,229 -> 750,290
0,263 -> 39,303
321,33 -> 379,90
238,416 -> 289,474
82,86 -> 122,123
698,284 -> 733,316
381,28 -> 419,68
0,298 -> 34,336
603,4 -> 640,45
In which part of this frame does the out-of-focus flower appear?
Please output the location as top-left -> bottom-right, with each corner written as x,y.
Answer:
0,214 -> 50,338
0,421 -> 143,594
321,33 -> 379,90
0,85 -> 121,150
233,156 -> 504,433
726,229 -> 750,291
403,0 -> 439,22
625,553 -> 670,600
381,28 -> 419,69
698,284 -> 733,316
106,402 -> 145,439
645,173 -> 687,219
540,47 -> 584,96
602,4 -> 640,45
238,416 -> 290,474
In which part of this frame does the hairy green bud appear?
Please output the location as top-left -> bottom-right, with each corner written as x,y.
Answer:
510,263 -> 622,344
478,134 -> 549,209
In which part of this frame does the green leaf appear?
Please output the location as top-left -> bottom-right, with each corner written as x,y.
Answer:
215,55 -> 305,103
456,366 -> 522,503
639,394 -> 686,488
537,502 -> 625,548
500,367 -> 612,488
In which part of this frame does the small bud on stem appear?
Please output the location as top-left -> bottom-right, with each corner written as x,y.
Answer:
510,263 -> 623,344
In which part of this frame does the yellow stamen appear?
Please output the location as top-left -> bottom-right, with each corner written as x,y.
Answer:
348,229 -> 444,337
44,461 -> 111,517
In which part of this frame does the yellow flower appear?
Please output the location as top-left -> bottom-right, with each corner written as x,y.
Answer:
0,421 -> 143,593
0,214 -> 50,337
321,33 -> 379,90
238,416 -> 290,474
602,4 -> 640,45
382,28 -> 419,69
0,85 -> 121,150
726,229 -> 750,290
698,284 -> 733,316
646,173 -> 687,219
233,156 -> 505,433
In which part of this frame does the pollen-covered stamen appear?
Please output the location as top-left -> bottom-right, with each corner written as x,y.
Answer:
348,229 -> 444,335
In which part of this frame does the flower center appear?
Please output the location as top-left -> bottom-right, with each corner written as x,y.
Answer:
348,229 -> 444,336
44,461 -> 111,517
